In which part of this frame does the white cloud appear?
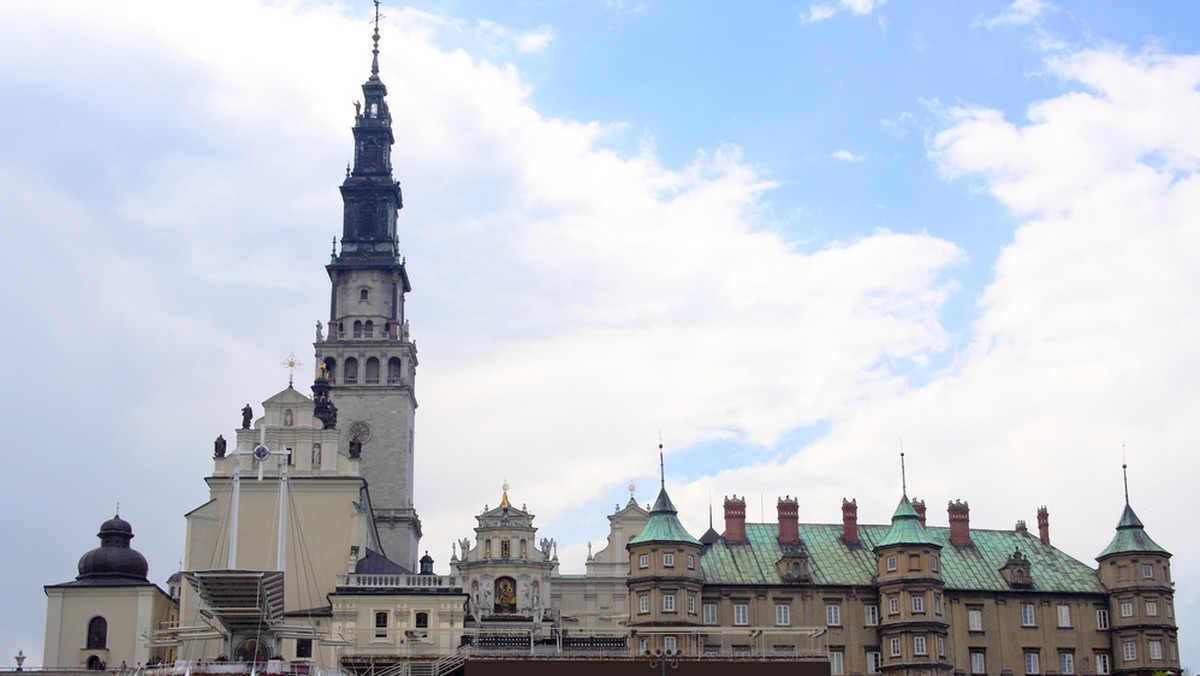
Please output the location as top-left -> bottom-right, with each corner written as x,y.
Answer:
801,0 -> 883,23
516,25 -> 555,53
802,4 -> 837,23
833,149 -> 865,161
980,0 -> 1054,29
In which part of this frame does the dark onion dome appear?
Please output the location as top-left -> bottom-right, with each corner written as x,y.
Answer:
76,514 -> 150,583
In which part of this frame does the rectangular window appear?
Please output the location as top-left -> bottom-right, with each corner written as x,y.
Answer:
890,637 -> 901,657
1025,651 -> 1040,674
639,554 -> 649,569
415,611 -> 429,628
1061,652 -> 1075,674
1166,602 -> 1173,619
830,650 -> 844,675
1143,563 -> 1154,579
886,556 -> 897,572
1146,601 -> 1158,617
1123,642 -> 1136,662
639,595 -> 649,613
937,636 -> 945,657
1097,608 -> 1110,629
913,636 -> 926,655
776,604 -> 791,626
1149,641 -> 1162,661
687,554 -> 695,569
934,593 -> 943,615
912,595 -> 924,613
969,608 -> 983,631
688,595 -> 696,614
1058,604 -> 1071,627
867,651 -> 881,674
1021,603 -> 1036,626
931,556 -> 939,572
826,604 -> 841,626
663,635 -> 677,654
971,651 -> 986,674
1121,602 -> 1133,618
865,605 -> 879,626
1096,653 -> 1111,675
374,611 -> 388,639
296,638 -> 312,659
734,603 -> 748,626
663,593 -> 675,612
889,597 -> 899,615
663,553 -> 674,567
639,637 -> 649,653
703,603 -> 717,625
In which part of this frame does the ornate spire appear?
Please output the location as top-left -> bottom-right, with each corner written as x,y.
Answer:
370,0 -> 381,78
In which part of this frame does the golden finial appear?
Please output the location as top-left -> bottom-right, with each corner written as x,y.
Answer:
501,480 -> 510,508
282,351 -> 302,386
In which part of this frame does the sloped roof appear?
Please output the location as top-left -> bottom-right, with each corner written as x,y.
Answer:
354,548 -> 413,575
701,523 -> 1105,594
628,487 -> 700,546
1097,503 -> 1170,559
874,495 -> 940,548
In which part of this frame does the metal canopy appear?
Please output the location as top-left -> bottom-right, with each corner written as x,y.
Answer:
184,570 -> 285,635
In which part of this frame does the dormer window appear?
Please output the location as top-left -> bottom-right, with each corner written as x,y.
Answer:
1001,549 -> 1034,588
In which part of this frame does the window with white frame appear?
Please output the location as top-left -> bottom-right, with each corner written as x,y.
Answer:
1142,563 -> 1154,579
934,593 -> 943,615
865,605 -> 879,626
890,637 -> 902,657
1123,642 -> 1136,662
663,553 -> 674,567
1121,602 -> 1133,618
829,650 -> 844,675
639,595 -> 649,613
687,554 -> 695,569
1025,651 -> 1040,674
969,607 -> 983,631
912,595 -> 924,613
703,603 -> 717,625
1021,603 -> 1036,626
1146,601 -> 1158,617
913,636 -> 927,655
867,651 -> 881,674
374,611 -> 389,639
776,604 -> 791,626
971,651 -> 986,674
932,556 -> 939,572
1058,604 -> 1071,627
826,604 -> 841,626
937,636 -> 945,657
1097,608 -> 1110,629
886,556 -> 897,572
889,597 -> 899,615
688,595 -> 696,614
639,637 -> 649,653
639,554 -> 649,569
734,603 -> 748,626
663,635 -> 677,654
1096,652 -> 1111,675
663,593 -> 675,612
1170,642 -> 1177,661
1061,651 -> 1075,674
1149,641 -> 1162,661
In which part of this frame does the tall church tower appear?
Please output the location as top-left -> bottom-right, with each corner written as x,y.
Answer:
314,19 -> 420,570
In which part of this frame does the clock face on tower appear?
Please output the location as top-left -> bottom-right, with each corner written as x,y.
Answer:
349,421 -> 372,444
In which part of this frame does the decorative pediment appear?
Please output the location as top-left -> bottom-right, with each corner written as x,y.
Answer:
777,542 -> 811,583
1000,549 -> 1033,588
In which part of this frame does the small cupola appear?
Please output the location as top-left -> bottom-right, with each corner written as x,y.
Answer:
1000,549 -> 1034,588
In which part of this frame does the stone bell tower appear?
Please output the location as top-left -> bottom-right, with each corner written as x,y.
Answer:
314,16 -> 420,570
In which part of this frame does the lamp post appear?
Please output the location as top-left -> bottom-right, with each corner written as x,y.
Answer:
647,648 -> 678,675
15,650 -> 25,671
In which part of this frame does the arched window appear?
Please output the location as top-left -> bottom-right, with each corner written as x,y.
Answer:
323,358 -> 336,381
353,320 -> 363,338
87,616 -> 107,649
365,357 -> 380,385
360,288 -> 369,302
387,357 -> 402,384
374,611 -> 388,639
344,358 -> 358,385
363,320 -> 374,338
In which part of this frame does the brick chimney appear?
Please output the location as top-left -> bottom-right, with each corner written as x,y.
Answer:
948,500 -> 971,545
1037,506 -> 1050,545
777,497 -> 799,543
842,498 -> 858,544
912,499 -> 927,527
1015,520 -> 1027,533
724,495 -> 747,543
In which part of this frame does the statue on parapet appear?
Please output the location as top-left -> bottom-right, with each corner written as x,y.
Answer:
214,435 -> 226,458
241,404 -> 253,429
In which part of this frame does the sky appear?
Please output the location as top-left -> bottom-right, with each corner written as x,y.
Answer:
1,0 -> 1198,669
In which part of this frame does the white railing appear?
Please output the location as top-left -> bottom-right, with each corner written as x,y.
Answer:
336,574 -> 460,590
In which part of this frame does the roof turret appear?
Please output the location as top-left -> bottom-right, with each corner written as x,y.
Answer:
874,494 -> 940,549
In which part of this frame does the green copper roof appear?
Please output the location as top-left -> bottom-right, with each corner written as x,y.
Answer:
1097,503 -> 1170,559
874,495 -> 940,548
628,487 -> 700,545
701,523 -> 1105,594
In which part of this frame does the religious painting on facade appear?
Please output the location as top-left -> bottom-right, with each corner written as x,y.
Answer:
495,576 -> 516,613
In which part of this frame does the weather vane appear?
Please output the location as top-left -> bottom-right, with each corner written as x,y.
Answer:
282,351 -> 302,386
